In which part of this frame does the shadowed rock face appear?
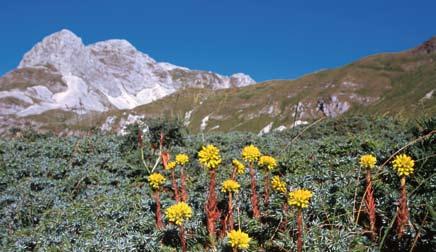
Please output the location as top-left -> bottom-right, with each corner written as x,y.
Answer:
0,29 -> 255,116
411,37 -> 436,55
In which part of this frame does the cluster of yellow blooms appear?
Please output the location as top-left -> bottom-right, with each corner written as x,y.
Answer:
392,154 -> 415,177
242,145 -> 261,163
271,176 -> 287,193
258,155 -> 277,171
359,154 -> 377,169
165,161 -> 176,170
148,173 -> 166,190
165,202 -> 193,226
288,189 -> 313,208
221,179 -> 241,193
175,154 -> 189,166
198,144 -> 222,169
227,229 -> 251,249
232,159 -> 246,175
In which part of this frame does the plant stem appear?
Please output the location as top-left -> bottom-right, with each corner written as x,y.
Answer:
365,169 -> 377,241
180,165 -> 188,202
297,208 -> 303,252
206,169 -> 219,243
264,172 -> 270,208
397,176 -> 408,238
153,191 -> 164,230
228,192 -> 234,231
249,162 -> 260,219
179,224 -> 187,252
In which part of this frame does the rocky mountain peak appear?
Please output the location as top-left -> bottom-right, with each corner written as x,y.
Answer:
411,36 -> 436,55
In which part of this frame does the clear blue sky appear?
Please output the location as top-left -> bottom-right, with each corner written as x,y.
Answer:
1,0 -> 435,82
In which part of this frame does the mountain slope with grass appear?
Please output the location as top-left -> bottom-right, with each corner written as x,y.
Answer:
1,37 -> 435,135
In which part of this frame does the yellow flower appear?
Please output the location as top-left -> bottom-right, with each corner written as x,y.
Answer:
242,145 -> 261,163
165,202 -> 192,226
359,154 -> 377,169
148,173 -> 166,190
221,179 -> 241,193
175,154 -> 189,166
165,161 -> 176,170
288,189 -> 313,208
232,159 -> 246,174
392,154 -> 415,177
198,144 -> 222,169
258,155 -> 277,171
227,229 -> 251,249
271,176 -> 287,193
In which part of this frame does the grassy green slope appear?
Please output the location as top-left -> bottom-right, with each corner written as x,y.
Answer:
118,43 -> 435,133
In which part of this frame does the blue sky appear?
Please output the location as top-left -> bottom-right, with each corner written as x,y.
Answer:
1,0 -> 435,81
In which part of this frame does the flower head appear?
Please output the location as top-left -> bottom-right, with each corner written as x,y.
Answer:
148,173 -> 166,190
198,144 -> 222,169
288,189 -> 313,208
271,176 -> 287,193
227,229 -> 251,250
165,202 -> 192,226
175,154 -> 189,166
242,145 -> 261,163
359,154 -> 377,169
165,161 -> 176,170
392,154 -> 415,177
232,159 -> 246,175
258,155 -> 277,171
221,179 -> 241,193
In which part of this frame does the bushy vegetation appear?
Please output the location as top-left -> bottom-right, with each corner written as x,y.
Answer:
0,116 -> 434,251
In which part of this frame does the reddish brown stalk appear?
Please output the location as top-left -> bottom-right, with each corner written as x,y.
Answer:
179,224 -> 187,252
205,169 -> 220,241
231,166 -> 237,180
365,169 -> 377,241
228,192 -> 234,230
249,162 -> 261,219
180,166 -> 188,202
171,169 -> 180,202
396,176 -> 409,238
296,208 -> 303,252
153,191 -> 164,230
161,151 -> 170,169
264,172 -> 270,208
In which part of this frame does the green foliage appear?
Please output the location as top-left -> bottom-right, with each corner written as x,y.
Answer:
0,116 -> 434,251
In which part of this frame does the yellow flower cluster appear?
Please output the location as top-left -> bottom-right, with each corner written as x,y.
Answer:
258,155 -> 277,171
198,145 -> 222,169
242,145 -> 261,163
392,154 -> 415,177
271,176 -> 287,193
288,189 -> 313,208
359,154 -> 377,169
227,229 -> 251,249
232,159 -> 246,174
221,179 -> 241,193
175,153 -> 189,166
165,202 -> 193,226
148,173 -> 166,190
165,161 -> 176,170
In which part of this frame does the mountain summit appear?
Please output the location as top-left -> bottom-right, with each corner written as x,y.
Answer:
0,29 -> 255,116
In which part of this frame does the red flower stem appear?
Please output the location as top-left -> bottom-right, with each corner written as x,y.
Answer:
171,169 -> 180,202
249,162 -> 261,219
179,224 -> 187,252
397,176 -> 408,238
228,192 -> 234,231
296,208 -> 303,252
153,191 -> 164,230
180,166 -> 188,202
264,172 -> 270,208
206,169 -> 219,242
365,169 -> 377,240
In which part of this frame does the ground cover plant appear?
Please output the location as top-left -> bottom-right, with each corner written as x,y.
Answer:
0,116 -> 434,251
